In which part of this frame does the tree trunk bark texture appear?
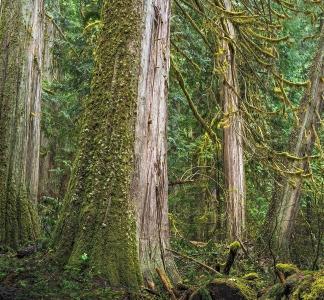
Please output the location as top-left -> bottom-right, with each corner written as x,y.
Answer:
53,0 -> 176,288
220,0 -> 245,241
133,0 -> 178,282
273,26 -> 324,254
0,0 -> 43,249
38,17 -> 59,199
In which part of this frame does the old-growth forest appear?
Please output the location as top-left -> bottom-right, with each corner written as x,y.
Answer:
0,0 -> 323,299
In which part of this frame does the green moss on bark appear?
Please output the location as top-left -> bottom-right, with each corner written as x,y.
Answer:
53,0 -> 143,289
0,0 -> 40,250
229,241 -> 241,251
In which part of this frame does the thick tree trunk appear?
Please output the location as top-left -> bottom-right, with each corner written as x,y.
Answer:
133,0 -> 178,282
0,0 -> 43,249
272,26 -> 324,254
220,0 -> 245,241
53,0 -> 176,288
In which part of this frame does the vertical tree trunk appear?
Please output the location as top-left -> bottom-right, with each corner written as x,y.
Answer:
0,0 -> 43,249
272,26 -> 324,254
133,0 -> 178,282
220,0 -> 245,241
53,0 -> 176,288
38,17 -> 59,199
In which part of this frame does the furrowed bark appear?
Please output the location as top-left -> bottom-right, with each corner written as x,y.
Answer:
53,0 -> 177,288
220,0 -> 245,241
38,16 -> 60,200
133,0 -> 179,282
0,0 -> 43,249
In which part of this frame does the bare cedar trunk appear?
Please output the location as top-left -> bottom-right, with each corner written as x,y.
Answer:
0,0 -> 43,249
133,0 -> 178,282
272,26 -> 324,254
53,0 -> 176,288
220,0 -> 245,240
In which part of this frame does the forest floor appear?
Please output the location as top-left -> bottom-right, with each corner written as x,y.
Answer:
0,240 -> 323,299
0,250 -> 132,299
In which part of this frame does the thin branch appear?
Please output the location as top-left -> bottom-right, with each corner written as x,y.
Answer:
166,248 -> 222,276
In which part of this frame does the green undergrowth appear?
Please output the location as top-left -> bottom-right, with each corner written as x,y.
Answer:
0,250 -> 153,299
171,238 -> 267,287
260,270 -> 324,300
1,242 -> 322,299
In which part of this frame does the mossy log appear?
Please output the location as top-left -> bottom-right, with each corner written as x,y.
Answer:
276,263 -> 299,278
208,278 -> 256,300
260,270 -> 324,300
188,278 -> 256,300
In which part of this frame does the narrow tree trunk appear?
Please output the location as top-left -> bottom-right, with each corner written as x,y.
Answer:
53,0 -> 176,288
220,0 -> 245,240
38,17 -> 59,199
0,0 -> 43,249
272,26 -> 324,254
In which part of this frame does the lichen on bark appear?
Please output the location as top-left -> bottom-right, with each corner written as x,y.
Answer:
53,0 -> 143,289
0,0 -> 42,250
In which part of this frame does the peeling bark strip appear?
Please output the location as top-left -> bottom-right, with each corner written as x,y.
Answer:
53,0 -> 176,288
220,0 -> 245,240
273,25 -> 324,253
134,0 -> 178,282
0,0 -> 43,249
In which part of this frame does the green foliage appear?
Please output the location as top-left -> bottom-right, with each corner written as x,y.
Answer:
40,0 -> 102,201
0,252 -> 127,299
38,196 -> 62,237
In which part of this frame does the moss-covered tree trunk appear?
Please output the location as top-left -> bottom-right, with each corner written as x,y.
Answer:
53,0 -> 176,288
220,0 -> 245,241
270,25 -> 324,255
0,0 -> 43,249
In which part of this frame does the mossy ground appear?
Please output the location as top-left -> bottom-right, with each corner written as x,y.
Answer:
0,250 -> 155,299
0,242 -> 322,299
